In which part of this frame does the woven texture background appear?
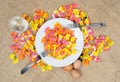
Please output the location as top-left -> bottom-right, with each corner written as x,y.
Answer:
0,0 -> 120,82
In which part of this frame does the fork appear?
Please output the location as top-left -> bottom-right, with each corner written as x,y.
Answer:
20,50 -> 49,74
64,23 -> 106,29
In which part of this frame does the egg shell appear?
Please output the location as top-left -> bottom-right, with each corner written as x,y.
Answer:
70,69 -> 80,78
62,64 -> 73,71
73,60 -> 81,69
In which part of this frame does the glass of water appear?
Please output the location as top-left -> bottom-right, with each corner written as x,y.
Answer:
9,16 -> 28,33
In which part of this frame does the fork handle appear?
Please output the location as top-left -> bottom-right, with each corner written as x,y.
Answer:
21,56 -> 41,74
21,62 -> 35,74
88,23 -> 106,27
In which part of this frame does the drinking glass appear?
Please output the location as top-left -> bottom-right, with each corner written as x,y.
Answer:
9,16 -> 28,33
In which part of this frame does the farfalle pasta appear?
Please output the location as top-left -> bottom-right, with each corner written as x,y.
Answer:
41,22 -> 77,60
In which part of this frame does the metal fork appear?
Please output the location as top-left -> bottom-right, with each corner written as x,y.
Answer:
64,23 -> 106,29
20,50 -> 48,74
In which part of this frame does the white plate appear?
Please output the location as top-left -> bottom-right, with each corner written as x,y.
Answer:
35,18 -> 84,67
